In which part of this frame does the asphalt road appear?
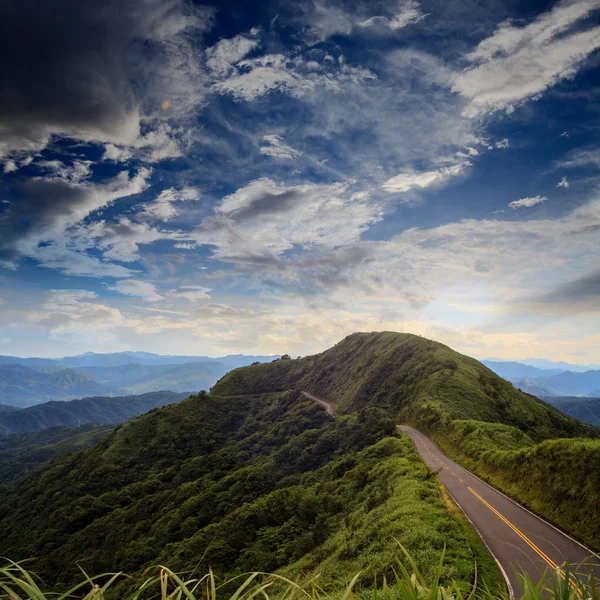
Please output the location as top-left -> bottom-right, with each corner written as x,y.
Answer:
398,425 -> 600,597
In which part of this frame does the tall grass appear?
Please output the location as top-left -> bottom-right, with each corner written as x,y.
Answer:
0,546 -> 597,600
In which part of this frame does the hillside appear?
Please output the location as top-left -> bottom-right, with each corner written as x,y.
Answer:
551,397 -> 600,427
0,365 -> 116,407
0,390 -> 484,595
213,332 -> 594,441
0,424 -> 114,485
0,391 -> 189,434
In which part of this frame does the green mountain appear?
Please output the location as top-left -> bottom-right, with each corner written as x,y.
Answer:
0,390 -> 481,594
550,396 -> 600,427
0,391 -> 189,434
0,424 -> 114,485
213,332 -> 592,441
0,331 -> 597,593
0,365 -> 116,407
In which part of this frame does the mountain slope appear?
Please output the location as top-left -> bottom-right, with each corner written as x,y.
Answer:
0,390 -> 479,593
0,365 -> 116,407
0,391 -> 189,434
0,424 -> 114,485
540,369 -> 600,396
550,397 -> 600,427
213,332 -> 594,441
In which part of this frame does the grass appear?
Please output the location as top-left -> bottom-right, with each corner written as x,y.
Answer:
0,545 -> 597,600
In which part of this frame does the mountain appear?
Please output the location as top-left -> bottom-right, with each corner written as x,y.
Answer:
481,360 -> 563,379
539,369 -> 600,396
518,358 -> 600,373
0,424 -> 114,485
213,332 -> 591,441
76,362 -> 225,394
509,377 -> 562,397
0,351 -> 278,369
0,404 -> 19,413
549,397 -> 600,427
0,390 -> 479,593
0,391 -> 189,434
0,332 -> 596,592
0,365 -> 116,407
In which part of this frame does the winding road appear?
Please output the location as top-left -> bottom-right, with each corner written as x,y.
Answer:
302,391 -> 600,597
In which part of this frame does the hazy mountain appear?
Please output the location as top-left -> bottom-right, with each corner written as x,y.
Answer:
0,365 -> 116,407
518,358 -> 600,373
0,351 -> 278,369
509,378 -> 562,397
0,391 -> 189,434
0,404 -> 19,413
539,370 -> 600,396
76,362 -> 224,392
482,360 -> 563,379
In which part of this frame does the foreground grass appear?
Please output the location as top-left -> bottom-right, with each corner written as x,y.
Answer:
0,546 -> 596,600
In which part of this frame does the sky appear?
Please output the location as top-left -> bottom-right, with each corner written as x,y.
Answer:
0,0 -> 600,361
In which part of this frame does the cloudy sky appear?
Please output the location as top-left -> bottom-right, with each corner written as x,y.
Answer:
1,0 -> 600,361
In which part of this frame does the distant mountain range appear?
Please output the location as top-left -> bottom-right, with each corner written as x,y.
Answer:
483,360 -> 600,398
0,352 -> 278,407
0,391 -> 189,435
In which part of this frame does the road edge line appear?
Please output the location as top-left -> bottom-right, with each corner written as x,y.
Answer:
418,428 -> 600,561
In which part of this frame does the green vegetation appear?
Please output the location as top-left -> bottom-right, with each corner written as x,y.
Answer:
0,391 -> 189,434
213,332 -> 595,441
0,389 -> 488,597
2,331 -> 599,597
0,424 -> 114,485
0,546 -> 596,600
552,397 -> 600,427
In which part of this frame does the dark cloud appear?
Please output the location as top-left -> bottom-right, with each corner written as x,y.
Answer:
524,271 -> 600,315
0,0 -> 213,156
224,189 -> 302,221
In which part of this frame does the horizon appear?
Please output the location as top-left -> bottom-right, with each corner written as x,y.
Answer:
1,0 -> 600,362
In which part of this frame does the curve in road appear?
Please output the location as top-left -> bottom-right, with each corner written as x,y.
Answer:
302,391 -> 335,417
398,425 -> 600,597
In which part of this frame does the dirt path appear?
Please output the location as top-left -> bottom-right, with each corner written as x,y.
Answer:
302,391 -> 335,417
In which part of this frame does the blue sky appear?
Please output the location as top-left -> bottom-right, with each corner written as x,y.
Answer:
1,0 -> 599,360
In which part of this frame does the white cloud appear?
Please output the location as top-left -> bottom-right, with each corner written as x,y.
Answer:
260,135 -> 302,160
556,147 -> 600,169
171,285 -> 211,301
37,159 -> 92,182
359,0 -> 425,30
509,195 -> 548,209
139,187 -> 200,221
174,242 -> 197,250
557,176 -> 570,188
213,53 -> 376,102
453,0 -> 600,118
495,138 -> 509,149
108,280 -> 163,302
206,30 -> 260,77
382,162 -> 469,193
195,178 -> 384,259
3,161 -> 17,173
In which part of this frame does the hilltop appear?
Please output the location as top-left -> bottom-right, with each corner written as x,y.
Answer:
213,332 -> 593,441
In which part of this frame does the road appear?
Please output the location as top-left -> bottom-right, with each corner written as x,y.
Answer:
302,391 -> 335,417
398,426 -> 600,597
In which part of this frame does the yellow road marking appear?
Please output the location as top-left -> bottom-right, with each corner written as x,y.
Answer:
467,487 -> 577,591
459,478 -> 464,483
